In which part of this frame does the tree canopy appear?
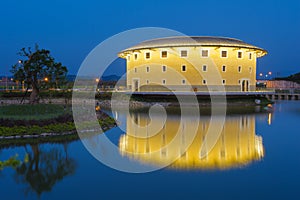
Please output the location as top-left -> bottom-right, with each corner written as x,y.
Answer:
11,44 -> 68,103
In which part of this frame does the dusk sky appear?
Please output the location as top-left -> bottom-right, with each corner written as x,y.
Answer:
0,0 -> 299,77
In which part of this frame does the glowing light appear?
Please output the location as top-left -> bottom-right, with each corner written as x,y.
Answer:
44,77 -> 48,82
95,78 -> 100,83
268,112 -> 272,125
259,73 -> 263,76
268,71 -> 272,75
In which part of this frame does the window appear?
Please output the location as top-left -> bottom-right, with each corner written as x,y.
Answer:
203,79 -> 207,84
146,80 -> 149,84
201,50 -> 209,57
162,65 -> 167,72
249,53 -> 252,60
238,80 -> 241,84
162,79 -> 166,84
146,66 -> 150,73
249,67 -> 252,73
161,51 -> 167,58
221,50 -> 227,58
182,79 -> 186,84
134,68 -> 137,73
202,65 -> 207,72
145,52 -> 150,59
127,55 -> 130,61
181,50 -> 187,57
182,65 -> 186,72
222,79 -> 226,85
238,66 -> 242,73
238,51 -> 243,58
222,65 -> 226,72
134,54 -> 138,60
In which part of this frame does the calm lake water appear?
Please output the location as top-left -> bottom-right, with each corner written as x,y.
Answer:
1,101 -> 300,199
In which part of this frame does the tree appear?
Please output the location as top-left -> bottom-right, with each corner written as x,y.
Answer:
11,44 -> 68,104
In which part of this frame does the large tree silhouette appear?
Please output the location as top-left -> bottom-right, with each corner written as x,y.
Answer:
11,44 -> 68,104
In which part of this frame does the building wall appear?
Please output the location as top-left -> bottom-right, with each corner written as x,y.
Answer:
124,46 -> 257,92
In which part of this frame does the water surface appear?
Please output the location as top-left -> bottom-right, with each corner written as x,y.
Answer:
0,101 -> 299,199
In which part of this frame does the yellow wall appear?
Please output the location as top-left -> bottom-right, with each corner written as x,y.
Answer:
122,46 -> 259,92
119,113 -> 264,170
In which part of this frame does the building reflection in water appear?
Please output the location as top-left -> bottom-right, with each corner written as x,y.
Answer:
119,111 -> 264,170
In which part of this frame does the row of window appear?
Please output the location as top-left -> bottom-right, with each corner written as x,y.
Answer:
133,65 -> 252,73
129,50 -> 253,60
142,79 -> 246,85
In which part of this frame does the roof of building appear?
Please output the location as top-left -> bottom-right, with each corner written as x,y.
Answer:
119,36 -> 267,57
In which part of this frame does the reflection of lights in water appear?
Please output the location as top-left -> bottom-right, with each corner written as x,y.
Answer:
119,113 -> 264,170
268,113 -> 272,125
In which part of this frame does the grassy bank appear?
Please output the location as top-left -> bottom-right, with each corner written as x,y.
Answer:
0,104 -> 116,138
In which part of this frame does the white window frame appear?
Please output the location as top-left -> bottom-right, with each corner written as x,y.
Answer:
181,64 -> 187,72
202,64 -> 207,72
237,51 -> 243,59
222,79 -> 226,85
202,79 -> 207,85
160,50 -> 168,59
180,50 -> 188,58
182,79 -> 186,85
201,49 -> 209,58
162,65 -> 167,72
222,65 -> 226,72
162,79 -> 166,85
145,51 -> 151,60
221,50 -> 228,58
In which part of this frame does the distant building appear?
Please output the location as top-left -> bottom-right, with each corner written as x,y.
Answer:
266,80 -> 300,89
118,36 -> 267,92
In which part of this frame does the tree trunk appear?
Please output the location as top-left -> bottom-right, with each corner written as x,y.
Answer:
30,84 -> 39,104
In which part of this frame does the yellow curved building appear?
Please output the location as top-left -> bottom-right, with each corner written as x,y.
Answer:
119,113 -> 264,170
118,36 -> 267,92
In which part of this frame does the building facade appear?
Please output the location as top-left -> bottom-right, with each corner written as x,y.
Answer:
118,36 -> 267,93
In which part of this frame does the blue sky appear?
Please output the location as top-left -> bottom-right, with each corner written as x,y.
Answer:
0,0 -> 299,77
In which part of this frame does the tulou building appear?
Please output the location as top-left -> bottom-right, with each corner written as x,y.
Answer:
118,36 -> 267,93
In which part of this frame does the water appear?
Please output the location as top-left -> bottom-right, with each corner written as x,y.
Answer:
0,101 -> 300,199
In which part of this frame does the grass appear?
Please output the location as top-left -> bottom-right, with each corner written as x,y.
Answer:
0,104 -> 72,120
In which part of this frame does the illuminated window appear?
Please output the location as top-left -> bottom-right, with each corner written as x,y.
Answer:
222,79 -> 226,85
182,65 -> 186,72
162,79 -> 166,84
221,50 -> 227,58
134,54 -> 138,60
145,52 -> 150,59
181,50 -> 187,57
203,79 -> 207,84
162,65 -> 167,72
146,66 -> 150,72
161,51 -> 167,58
238,66 -> 242,73
201,50 -> 209,57
238,51 -> 243,58
222,65 -> 226,72
182,79 -> 186,84
249,53 -> 252,59
202,65 -> 207,72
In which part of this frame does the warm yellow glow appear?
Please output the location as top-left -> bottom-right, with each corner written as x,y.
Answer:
119,113 -> 264,170
44,77 -> 48,82
268,112 -> 272,125
95,78 -> 100,83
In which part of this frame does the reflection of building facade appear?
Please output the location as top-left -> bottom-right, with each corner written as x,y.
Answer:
118,36 -> 267,92
119,112 -> 264,169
